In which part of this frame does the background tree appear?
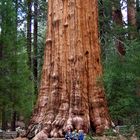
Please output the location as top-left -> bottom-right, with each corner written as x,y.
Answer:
27,0 -> 32,69
102,0 -> 140,128
127,0 -> 137,39
33,0 -> 38,95
112,0 -> 125,56
98,0 -> 112,58
136,0 -> 140,33
0,0 -> 34,130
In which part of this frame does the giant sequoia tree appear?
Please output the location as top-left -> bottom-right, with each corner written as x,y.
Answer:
27,0 -> 111,139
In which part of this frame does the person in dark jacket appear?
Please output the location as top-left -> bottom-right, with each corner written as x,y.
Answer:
78,130 -> 84,140
65,127 -> 72,140
72,129 -> 78,140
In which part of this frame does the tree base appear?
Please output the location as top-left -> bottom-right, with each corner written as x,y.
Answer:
26,112 -> 110,139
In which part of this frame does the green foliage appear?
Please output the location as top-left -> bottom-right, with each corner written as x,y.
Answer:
0,0 -> 35,124
103,39 -> 140,124
0,0 -> 48,126
99,0 -> 140,125
85,133 -> 94,140
37,1 -> 48,81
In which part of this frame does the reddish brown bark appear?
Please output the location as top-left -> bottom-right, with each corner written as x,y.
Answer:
26,0 -> 111,139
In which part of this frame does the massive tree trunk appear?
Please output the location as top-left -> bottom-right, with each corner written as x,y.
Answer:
26,0 -> 111,139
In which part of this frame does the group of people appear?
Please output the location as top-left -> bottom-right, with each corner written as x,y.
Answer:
65,128 -> 84,140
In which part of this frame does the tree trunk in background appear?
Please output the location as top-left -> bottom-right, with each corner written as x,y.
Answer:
27,0 -> 32,69
136,0 -> 140,12
11,111 -> 17,131
2,107 -> 7,131
26,0 -> 111,139
99,0 -> 105,38
112,2 -> 125,56
0,0 -> 4,60
0,42 -> 3,59
11,0 -> 18,131
33,0 -> 38,95
136,0 -> 140,33
127,0 -> 136,26
127,0 -> 137,39
99,0 -> 106,57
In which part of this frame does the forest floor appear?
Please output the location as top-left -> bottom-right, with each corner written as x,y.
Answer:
0,135 -> 139,140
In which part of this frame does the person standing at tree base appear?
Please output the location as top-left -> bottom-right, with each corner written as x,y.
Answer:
78,130 -> 84,140
65,127 -> 72,140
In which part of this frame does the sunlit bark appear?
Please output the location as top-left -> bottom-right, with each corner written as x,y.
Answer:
26,0 -> 111,139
